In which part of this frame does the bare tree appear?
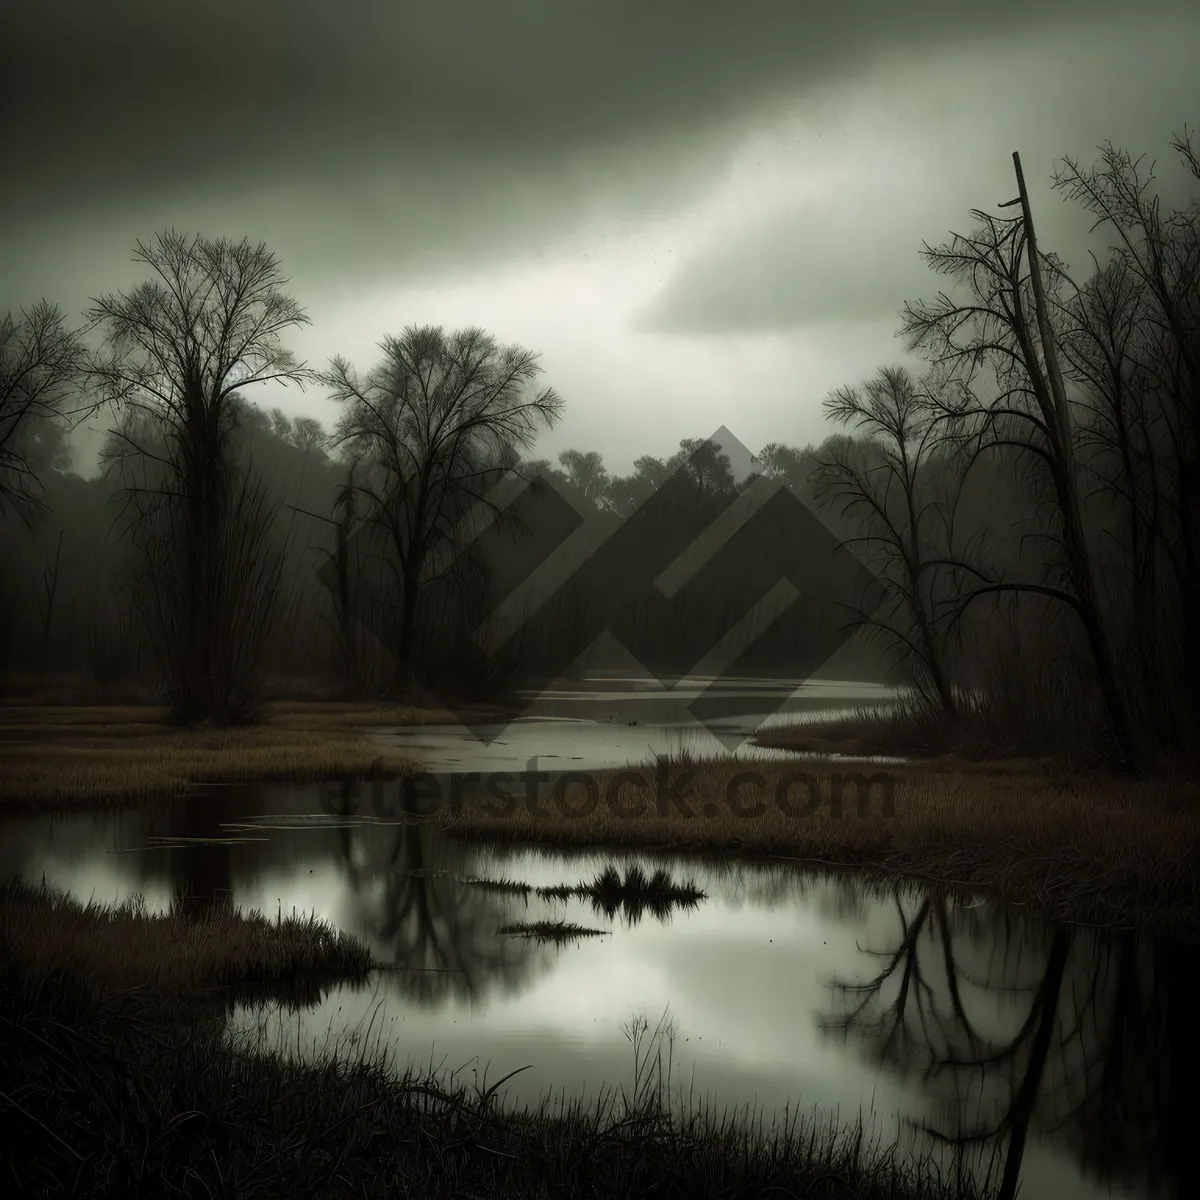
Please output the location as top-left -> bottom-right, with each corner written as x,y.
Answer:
269,407 -> 328,459
0,301 -> 88,524
901,177 -> 1138,768
1050,133 -> 1200,739
324,324 -> 564,685
813,366 -> 965,718
86,231 -> 317,723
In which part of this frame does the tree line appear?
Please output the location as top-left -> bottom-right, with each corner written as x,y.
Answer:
1,129 -> 1196,770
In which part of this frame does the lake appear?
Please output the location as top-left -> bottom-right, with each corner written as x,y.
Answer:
0,680 -> 1185,1200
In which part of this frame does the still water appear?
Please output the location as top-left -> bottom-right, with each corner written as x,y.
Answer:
0,684 -> 1186,1200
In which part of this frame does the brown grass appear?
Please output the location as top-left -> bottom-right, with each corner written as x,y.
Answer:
751,701 -> 1013,761
445,755 -> 1200,938
0,671 -> 517,716
0,702 -> 447,811
260,699 -> 513,729
0,698 -> 510,731
1,880 -> 375,1001
752,711 -> 920,758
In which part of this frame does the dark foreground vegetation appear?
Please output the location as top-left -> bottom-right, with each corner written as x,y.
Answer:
1,884 -> 981,1200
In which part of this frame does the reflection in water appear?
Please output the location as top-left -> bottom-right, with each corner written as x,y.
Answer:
824,891 -> 1190,1200
0,780 -> 1189,1200
169,789 -> 236,918
325,777 -> 546,1006
576,864 -> 705,927
499,863 -> 708,927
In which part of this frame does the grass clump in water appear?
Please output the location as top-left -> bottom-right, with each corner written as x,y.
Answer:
497,920 -> 610,942
581,863 -> 706,917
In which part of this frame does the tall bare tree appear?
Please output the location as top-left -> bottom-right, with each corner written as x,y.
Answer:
901,185 -> 1138,768
86,231 -> 316,723
324,324 -> 563,685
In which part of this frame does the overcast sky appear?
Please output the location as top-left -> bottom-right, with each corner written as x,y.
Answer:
4,1 -> 1198,474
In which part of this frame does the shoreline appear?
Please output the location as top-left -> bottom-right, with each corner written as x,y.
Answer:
2,882 -> 979,1200
0,700 -> 478,811
3,702 -> 1196,939
442,756 -> 1200,940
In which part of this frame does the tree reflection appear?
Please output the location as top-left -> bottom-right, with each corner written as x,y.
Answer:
823,888 -> 1187,1200
169,788 -> 234,917
328,777 -> 548,1006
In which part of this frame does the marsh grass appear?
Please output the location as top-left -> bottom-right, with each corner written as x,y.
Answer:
1,949 -> 988,1200
0,669 -> 514,706
0,698 -> 508,733
583,863 -> 705,907
1,880 -> 375,1001
0,728 -> 412,811
754,672 -> 1195,770
464,865 -> 707,922
448,755 -> 1200,938
259,699 -> 514,729
751,691 -> 1013,761
753,701 -> 934,758
0,701 -> 447,811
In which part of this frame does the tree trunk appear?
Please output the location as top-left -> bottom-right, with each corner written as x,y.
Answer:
1014,151 -> 1138,770
996,929 -> 1070,1200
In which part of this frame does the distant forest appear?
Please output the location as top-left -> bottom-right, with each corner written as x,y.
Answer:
2,132 -> 1198,771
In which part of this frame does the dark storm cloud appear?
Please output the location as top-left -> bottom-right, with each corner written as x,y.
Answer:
1,0 -> 1175,300
642,12 -> 1200,335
